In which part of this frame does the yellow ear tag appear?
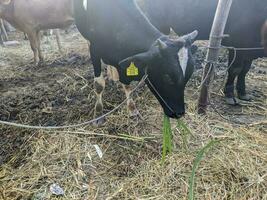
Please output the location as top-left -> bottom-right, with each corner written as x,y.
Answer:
126,62 -> 139,76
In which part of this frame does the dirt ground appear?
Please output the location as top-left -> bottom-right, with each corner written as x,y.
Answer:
0,29 -> 266,200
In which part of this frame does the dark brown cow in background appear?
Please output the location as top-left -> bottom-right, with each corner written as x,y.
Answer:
0,0 -> 74,65
262,20 -> 267,55
138,0 -> 266,105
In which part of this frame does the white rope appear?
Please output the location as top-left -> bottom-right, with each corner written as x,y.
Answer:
223,46 -> 264,51
192,44 -> 263,96
0,75 -> 148,130
198,45 -> 264,51
0,45 -> 263,129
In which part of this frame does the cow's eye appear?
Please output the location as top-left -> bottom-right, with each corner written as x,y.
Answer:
163,74 -> 174,85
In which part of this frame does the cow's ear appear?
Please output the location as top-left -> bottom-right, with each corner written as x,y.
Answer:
2,0 -> 11,5
118,52 -> 152,84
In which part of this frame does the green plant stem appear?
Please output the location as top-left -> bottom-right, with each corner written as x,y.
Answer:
177,119 -> 191,152
188,140 -> 220,200
162,115 -> 172,163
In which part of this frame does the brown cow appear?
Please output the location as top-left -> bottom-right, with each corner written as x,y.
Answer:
0,0 -> 74,65
262,20 -> 267,55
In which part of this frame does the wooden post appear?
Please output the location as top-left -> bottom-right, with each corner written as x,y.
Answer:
197,0 -> 232,114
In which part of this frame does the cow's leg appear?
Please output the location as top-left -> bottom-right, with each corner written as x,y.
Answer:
24,33 -> 28,40
94,74 -> 105,123
122,84 -> 140,117
27,31 -> 40,65
236,59 -> 252,101
0,23 -> 4,45
3,20 -> 15,32
55,29 -> 63,54
107,65 -> 119,82
0,34 -> 4,46
36,31 -> 44,63
224,50 -> 243,105
90,44 -> 105,125
0,19 -> 8,41
106,66 -> 140,117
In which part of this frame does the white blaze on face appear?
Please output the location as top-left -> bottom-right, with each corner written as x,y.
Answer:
83,0 -> 88,10
178,47 -> 189,77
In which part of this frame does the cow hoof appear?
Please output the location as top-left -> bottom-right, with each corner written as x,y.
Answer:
39,58 -> 44,63
31,60 -> 38,66
238,94 -> 252,101
129,109 -> 143,120
225,97 -> 240,106
93,117 -> 106,126
37,60 -> 46,67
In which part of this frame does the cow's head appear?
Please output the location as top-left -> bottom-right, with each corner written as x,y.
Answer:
119,30 -> 198,118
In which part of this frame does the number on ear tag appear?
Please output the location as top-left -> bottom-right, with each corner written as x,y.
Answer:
126,62 -> 139,76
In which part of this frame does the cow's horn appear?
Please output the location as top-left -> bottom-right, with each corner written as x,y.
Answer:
157,39 -> 167,50
182,30 -> 199,41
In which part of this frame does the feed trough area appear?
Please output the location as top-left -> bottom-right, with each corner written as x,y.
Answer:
0,28 -> 266,199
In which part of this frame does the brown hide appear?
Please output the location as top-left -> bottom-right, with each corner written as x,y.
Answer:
0,0 -> 74,64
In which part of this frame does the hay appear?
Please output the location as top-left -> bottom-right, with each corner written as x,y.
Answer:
0,30 -> 266,200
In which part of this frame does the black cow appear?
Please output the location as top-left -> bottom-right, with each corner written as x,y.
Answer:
139,0 -> 267,105
73,0 -> 198,121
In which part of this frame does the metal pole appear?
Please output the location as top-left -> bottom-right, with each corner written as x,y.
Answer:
198,0 -> 233,114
